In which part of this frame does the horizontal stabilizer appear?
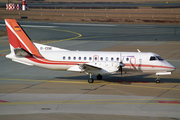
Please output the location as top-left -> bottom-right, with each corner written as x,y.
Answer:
14,48 -> 32,57
12,59 -> 33,66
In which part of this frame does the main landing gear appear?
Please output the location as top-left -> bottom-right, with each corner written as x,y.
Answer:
155,75 -> 160,83
88,73 -> 94,83
88,74 -> 102,83
97,74 -> 102,80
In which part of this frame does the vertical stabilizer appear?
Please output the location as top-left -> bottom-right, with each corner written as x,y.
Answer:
5,19 -> 42,58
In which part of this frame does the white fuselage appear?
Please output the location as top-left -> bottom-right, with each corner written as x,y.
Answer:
9,50 -> 175,75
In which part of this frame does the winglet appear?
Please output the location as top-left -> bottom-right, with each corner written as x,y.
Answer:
5,19 -> 42,58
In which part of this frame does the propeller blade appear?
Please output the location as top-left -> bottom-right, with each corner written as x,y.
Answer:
120,66 -> 122,76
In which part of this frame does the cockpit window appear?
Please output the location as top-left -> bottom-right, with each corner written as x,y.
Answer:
156,56 -> 164,61
150,56 -> 164,61
150,56 -> 157,61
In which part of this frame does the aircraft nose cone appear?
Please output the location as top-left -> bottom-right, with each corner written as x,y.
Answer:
169,64 -> 176,72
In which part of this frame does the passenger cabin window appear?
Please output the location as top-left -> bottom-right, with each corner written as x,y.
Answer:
68,56 -> 71,60
84,57 -> 87,60
116,57 -> 119,61
100,57 -> 103,61
94,57 -> 97,61
63,56 -> 65,60
79,57 -> 81,60
73,57 -> 76,60
89,57 -> 92,61
111,57 -> 114,61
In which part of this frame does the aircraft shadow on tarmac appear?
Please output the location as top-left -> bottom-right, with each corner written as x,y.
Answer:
55,74 -> 180,84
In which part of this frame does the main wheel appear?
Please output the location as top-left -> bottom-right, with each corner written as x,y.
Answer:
88,78 -> 94,83
155,79 -> 160,83
97,74 -> 102,80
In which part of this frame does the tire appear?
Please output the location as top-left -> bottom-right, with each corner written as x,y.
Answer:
97,74 -> 102,80
155,80 -> 160,83
88,78 -> 94,83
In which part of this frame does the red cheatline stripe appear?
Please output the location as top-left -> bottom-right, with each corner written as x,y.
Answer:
0,100 -> 8,102
26,56 -> 86,65
125,63 -> 174,69
158,101 -> 180,104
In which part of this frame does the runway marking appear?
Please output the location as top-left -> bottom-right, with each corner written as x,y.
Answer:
0,100 -> 8,102
37,28 -> 82,45
0,99 -> 180,105
52,23 -> 117,27
0,78 -> 47,82
0,49 -> 10,53
158,101 -> 180,104
77,31 -> 180,40
0,78 -> 180,91
167,59 -> 180,62
0,54 -> 6,56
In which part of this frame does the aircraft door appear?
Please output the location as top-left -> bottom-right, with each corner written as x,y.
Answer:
130,57 -> 136,69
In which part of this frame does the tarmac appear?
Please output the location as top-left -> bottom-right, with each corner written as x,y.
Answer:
0,20 -> 180,120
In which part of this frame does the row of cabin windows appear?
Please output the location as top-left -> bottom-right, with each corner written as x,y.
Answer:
63,56 -> 130,61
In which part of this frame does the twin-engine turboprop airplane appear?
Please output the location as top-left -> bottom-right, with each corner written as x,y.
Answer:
5,19 -> 176,83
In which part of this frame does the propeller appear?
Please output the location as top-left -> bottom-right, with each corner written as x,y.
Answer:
119,53 -> 125,76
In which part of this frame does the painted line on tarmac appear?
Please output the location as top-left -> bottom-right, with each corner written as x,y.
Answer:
41,28 -> 82,44
0,99 -> 180,105
0,78 -> 180,91
77,31 -> 179,40
0,49 -> 10,53
0,78 -> 47,82
0,28 -> 82,53
52,23 -> 117,27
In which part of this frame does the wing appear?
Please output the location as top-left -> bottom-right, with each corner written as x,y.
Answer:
68,62 -> 120,74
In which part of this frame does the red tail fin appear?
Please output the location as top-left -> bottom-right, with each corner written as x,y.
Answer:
5,19 -> 42,57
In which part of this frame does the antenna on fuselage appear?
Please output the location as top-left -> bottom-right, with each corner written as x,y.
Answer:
137,49 -> 141,52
